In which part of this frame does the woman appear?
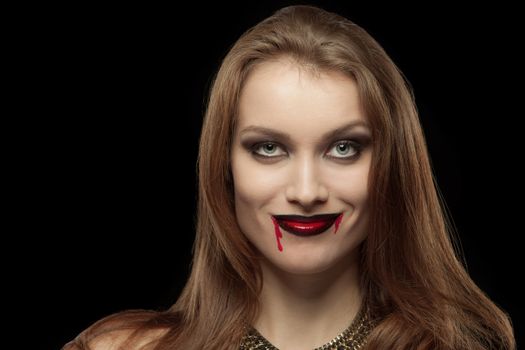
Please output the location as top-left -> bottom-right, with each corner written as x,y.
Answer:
64,5 -> 515,349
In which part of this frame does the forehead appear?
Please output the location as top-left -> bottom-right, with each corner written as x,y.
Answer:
237,59 -> 366,132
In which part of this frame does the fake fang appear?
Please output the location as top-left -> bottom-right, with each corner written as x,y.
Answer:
271,213 -> 344,252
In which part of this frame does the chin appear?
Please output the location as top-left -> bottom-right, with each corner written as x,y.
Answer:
281,263 -> 334,275
267,248 -> 349,275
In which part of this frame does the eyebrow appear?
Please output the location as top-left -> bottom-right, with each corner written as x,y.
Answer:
239,120 -> 370,142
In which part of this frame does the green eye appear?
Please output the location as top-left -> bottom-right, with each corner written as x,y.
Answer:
262,143 -> 276,154
253,142 -> 286,157
326,141 -> 361,159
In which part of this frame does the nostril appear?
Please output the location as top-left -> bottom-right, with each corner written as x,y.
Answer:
285,182 -> 329,205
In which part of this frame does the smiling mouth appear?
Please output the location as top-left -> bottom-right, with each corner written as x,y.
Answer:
272,213 -> 342,236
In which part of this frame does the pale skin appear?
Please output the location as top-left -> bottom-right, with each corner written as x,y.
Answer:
67,59 -> 372,350
231,58 -> 373,349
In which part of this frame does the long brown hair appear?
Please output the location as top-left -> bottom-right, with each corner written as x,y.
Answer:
65,5 -> 515,350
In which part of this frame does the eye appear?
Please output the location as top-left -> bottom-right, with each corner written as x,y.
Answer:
252,142 -> 287,158
326,140 -> 362,160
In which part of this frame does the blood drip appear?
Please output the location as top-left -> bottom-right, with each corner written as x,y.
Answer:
334,213 -> 343,234
271,217 -> 284,252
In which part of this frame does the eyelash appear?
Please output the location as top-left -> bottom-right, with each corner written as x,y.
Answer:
250,140 -> 364,161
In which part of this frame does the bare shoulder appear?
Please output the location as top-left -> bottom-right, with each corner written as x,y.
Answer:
91,328 -> 168,349
62,310 -> 182,349
64,328 -> 169,350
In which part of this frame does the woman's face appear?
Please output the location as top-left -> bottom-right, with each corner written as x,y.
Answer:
231,59 -> 372,275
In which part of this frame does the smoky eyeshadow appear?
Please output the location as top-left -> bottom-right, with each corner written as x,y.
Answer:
239,132 -> 372,152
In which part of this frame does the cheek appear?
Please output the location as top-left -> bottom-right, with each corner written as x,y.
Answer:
326,161 -> 370,204
231,151 -> 282,209
231,152 -> 282,247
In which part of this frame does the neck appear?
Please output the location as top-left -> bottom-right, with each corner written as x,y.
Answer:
253,252 -> 362,350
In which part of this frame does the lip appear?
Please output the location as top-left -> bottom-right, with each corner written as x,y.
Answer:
272,213 -> 342,237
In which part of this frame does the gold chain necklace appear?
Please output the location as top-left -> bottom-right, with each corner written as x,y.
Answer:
239,305 -> 375,350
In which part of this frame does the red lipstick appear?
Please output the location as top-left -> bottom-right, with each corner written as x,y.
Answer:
272,213 -> 343,237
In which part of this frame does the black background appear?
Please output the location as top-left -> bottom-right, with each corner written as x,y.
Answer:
32,2 -> 522,349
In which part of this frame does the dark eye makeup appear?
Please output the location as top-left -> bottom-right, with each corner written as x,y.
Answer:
241,135 -> 371,162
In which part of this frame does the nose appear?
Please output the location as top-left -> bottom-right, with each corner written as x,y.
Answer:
285,156 -> 328,209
